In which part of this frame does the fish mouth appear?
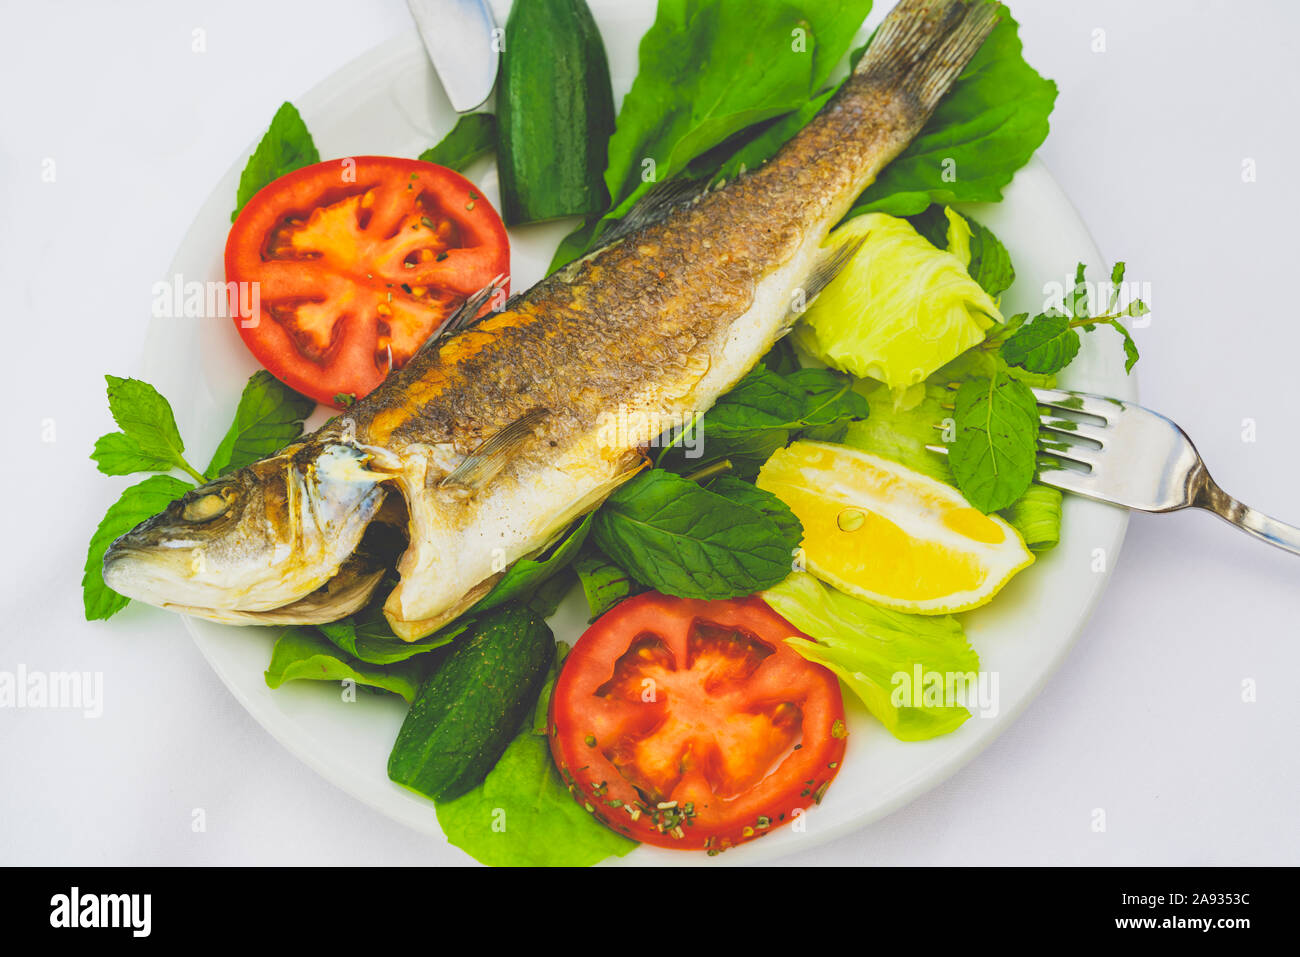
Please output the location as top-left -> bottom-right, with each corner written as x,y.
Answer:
103,482 -> 412,624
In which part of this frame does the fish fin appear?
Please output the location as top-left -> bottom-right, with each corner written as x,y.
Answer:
807,233 -> 868,302
855,0 -> 1000,115
439,407 -> 549,490
419,273 -> 509,353
597,176 -> 712,248
783,233 -> 868,331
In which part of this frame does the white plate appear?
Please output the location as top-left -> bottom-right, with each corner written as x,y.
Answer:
142,0 -> 1135,865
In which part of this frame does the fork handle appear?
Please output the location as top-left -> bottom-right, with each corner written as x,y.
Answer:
1196,480 -> 1300,557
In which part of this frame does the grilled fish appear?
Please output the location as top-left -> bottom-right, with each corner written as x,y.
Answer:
103,0 -> 999,641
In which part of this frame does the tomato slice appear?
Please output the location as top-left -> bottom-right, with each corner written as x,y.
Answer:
225,156 -> 509,407
548,593 -> 847,853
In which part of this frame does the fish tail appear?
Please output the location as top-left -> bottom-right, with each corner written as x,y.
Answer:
856,0 -> 1001,116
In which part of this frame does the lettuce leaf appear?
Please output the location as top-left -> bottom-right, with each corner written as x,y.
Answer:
764,573 -> 978,740
793,212 -> 1001,400
435,731 -> 637,867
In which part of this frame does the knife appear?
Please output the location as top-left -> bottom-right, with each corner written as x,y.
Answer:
407,0 -> 500,113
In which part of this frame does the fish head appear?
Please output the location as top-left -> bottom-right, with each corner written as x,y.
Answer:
103,444 -> 390,615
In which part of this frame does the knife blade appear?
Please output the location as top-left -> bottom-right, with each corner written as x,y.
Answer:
407,0 -> 500,113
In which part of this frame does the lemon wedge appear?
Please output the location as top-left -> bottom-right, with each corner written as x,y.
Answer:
757,441 -> 1033,614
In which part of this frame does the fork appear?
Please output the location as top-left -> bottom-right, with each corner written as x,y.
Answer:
931,387 -> 1300,557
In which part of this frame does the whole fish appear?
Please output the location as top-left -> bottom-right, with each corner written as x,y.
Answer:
103,0 -> 998,641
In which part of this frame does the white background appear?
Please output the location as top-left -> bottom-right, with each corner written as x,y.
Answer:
2,0 -> 1297,866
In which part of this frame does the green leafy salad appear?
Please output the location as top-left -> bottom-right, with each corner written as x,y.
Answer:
85,0 -> 1148,867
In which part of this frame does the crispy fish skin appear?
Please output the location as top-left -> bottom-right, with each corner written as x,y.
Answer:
102,0 -> 998,639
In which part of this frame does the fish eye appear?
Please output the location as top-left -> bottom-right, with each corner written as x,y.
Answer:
182,488 -> 236,523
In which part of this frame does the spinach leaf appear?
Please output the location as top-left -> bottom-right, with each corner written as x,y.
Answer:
419,113 -> 497,171
849,8 -> 1057,217
232,102 -> 320,222
470,515 -> 592,616
265,627 -> 426,702
592,469 -> 800,599
317,601 -> 465,665
551,0 -> 873,270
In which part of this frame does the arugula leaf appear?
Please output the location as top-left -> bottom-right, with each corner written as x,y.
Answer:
232,102 -> 320,222
435,730 -> 636,867
593,469 -> 800,600
573,549 -> 641,620
999,314 -> 1080,374
551,0 -> 873,270
83,475 -> 193,620
850,8 -> 1057,217
100,376 -> 203,482
419,113 -> 497,171
265,627 -> 425,702
948,373 -> 1040,513
205,371 -> 314,479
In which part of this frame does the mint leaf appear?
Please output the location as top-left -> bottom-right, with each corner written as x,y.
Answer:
965,214 -> 1015,297
906,205 -> 1014,298
999,314 -> 1081,374
83,475 -> 193,620
707,475 -> 803,546
103,375 -> 197,479
435,731 -> 636,867
419,113 -> 497,171
91,431 -> 175,475
265,627 -> 425,702
663,364 -> 868,475
851,8 -> 1057,216
232,101 -> 320,222
949,373 -> 1039,512
205,370 -> 315,479
593,469 -> 800,599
